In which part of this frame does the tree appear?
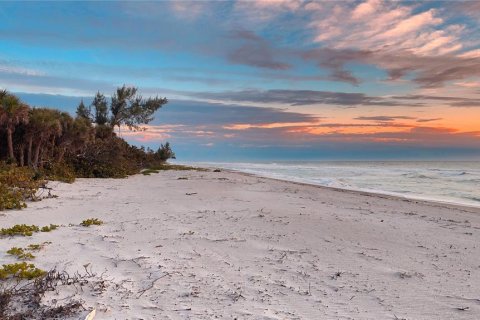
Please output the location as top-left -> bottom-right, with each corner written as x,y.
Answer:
29,108 -> 62,168
0,91 -> 29,162
56,115 -> 94,162
109,85 -> 168,130
13,122 -> 28,166
156,142 -> 175,161
91,92 -> 108,125
76,99 -> 91,121
24,109 -> 36,167
55,112 -> 75,162
79,86 -> 167,133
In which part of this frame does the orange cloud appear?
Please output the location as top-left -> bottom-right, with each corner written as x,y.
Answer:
218,116 -> 480,147
223,121 -> 320,130
119,124 -> 183,142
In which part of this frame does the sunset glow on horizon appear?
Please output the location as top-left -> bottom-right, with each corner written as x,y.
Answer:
1,1 -> 480,160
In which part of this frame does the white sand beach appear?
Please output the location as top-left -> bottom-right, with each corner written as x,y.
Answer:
1,169 -> 479,319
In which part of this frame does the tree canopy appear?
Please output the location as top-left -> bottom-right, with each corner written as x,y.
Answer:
0,88 -> 174,179
76,85 -> 168,131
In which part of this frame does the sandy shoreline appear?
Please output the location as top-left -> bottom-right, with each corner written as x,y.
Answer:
1,169 -> 479,319
222,168 -> 480,212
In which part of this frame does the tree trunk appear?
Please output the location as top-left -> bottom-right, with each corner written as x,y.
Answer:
57,147 -> 66,163
27,137 -> 33,167
6,127 -> 15,161
19,145 -> 25,167
51,136 -> 56,158
33,141 -> 42,169
39,146 -> 45,168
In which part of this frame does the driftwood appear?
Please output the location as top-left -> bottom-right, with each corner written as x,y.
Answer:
84,309 -> 96,320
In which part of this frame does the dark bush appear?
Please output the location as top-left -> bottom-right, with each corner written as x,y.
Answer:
41,162 -> 76,183
155,142 -> 175,161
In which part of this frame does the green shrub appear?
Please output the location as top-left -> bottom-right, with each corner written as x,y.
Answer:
1,224 -> 59,237
156,142 -> 175,161
69,136 -> 143,178
42,162 -> 76,183
0,184 -> 26,210
142,169 -> 159,175
0,262 -> 46,280
6,243 -> 48,260
6,247 -> 35,260
26,243 -> 48,251
0,224 -> 40,237
0,164 -> 44,210
40,224 -> 58,232
80,218 -> 103,227
27,244 -> 41,251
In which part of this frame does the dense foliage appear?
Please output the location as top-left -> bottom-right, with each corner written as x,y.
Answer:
0,86 -> 173,179
0,86 -> 174,209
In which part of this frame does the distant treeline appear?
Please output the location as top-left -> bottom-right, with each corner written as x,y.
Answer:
0,86 -> 175,180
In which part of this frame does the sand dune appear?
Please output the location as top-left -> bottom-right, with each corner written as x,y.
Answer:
1,170 -> 479,319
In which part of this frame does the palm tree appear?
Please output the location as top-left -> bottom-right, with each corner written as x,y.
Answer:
0,91 -> 29,162
24,109 -> 36,167
13,122 -> 28,166
29,108 -> 62,168
55,112 -> 74,162
55,112 -> 94,162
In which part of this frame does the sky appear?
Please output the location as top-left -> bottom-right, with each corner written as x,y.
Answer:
1,0 -> 480,161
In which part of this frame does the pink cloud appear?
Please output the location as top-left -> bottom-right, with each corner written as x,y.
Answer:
352,0 -> 381,20
381,9 -> 441,39
459,49 -> 480,58
120,124 -> 184,142
234,0 -> 302,23
307,1 -> 463,57
455,80 -> 480,88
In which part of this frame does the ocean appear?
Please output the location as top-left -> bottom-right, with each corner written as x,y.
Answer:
187,161 -> 480,208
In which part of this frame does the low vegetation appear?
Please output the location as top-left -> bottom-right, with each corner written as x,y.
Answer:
0,227 -> 87,318
0,224 -> 59,237
80,218 -> 103,227
0,268 -> 97,319
0,224 -> 40,237
26,242 -> 50,251
6,247 -> 35,260
40,224 -> 58,232
6,242 -> 50,261
0,262 -> 46,280
0,164 -> 44,210
142,168 -> 159,175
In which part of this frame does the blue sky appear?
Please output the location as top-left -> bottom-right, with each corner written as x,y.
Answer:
1,1 -> 480,161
